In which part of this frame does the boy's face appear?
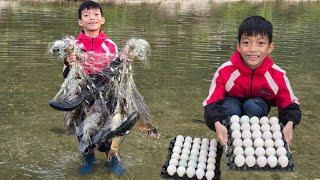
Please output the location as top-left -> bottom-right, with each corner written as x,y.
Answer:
237,34 -> 274,69
78,8 -> 105,36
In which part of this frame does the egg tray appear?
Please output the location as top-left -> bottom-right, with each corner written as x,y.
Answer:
160,137 -> 223,180
225,129 -> 295,172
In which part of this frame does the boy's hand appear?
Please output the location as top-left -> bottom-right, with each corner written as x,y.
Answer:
66,52 -> 77,64
283,121 -> 294,145
214,121 -> 228,146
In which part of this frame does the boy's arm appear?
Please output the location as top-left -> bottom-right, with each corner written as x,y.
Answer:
203,68 -> 229,145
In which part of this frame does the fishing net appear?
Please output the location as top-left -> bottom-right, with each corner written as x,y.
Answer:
48,36 -> 158,152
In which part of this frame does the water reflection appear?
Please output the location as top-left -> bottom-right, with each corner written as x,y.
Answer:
0,1 -> 320,179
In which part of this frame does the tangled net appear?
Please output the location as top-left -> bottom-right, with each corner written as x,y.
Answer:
48,36 -> 159,152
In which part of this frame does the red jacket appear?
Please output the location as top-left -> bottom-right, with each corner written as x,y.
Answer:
203,50 -> 301,128
76,31 -> 118,74
64,31 -> 118,75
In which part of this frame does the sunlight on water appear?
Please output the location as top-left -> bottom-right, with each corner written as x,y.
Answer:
0,1 -> 320,179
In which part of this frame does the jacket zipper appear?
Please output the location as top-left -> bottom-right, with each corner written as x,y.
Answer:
249,69 -> 255,96
91,38 -> 94,51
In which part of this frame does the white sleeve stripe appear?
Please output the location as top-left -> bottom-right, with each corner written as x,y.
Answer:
272,64 -> 299,104
225,70 -> 240,92
101,42 -> 110,56
203,61 -> 233,106
284,75 -> 299,104
264,71 -> 279,95
106,39 -> 118,54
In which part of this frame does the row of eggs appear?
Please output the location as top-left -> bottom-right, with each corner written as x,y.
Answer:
233,154 -> 289,168
230,115 -> 279,125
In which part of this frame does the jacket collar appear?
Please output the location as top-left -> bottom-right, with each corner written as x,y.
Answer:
230,50 -> 274,75
77,30 -> 109,41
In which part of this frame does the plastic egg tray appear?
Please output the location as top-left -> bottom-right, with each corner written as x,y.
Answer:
225,115 -> 295,172
160,136 -> 223,180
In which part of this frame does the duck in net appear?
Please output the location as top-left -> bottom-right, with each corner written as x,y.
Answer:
48,36 -> 159,152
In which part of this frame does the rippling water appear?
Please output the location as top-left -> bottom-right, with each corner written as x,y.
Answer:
0,1 -> 319,179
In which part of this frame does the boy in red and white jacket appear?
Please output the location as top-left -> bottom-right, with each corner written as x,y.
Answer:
64,1 -> 124,176
203,16 -> 301,146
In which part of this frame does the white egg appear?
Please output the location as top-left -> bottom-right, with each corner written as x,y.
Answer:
245,155 -> 256,167
205,170 -> 215,180
190,148 -> 199,156
252,130 -> 262,139
173,146 -> 181,154
176,135 -> 184,142
274,139 -> 284,148
232,139 -> 243,147
271,123 -> 281,132
192,143 -> 200,150
185,136 -> 193,143
242,138 -> 253,148
230,115 -> 240,124
273,131 -> 283,140
196,168 -> 205,179
189,154 -> 198,162
267,155 -> 278,168
201,143 -> 209,151
186,166 -> 196,178
174,140 -> 183,148
231,122 -> 241,131
250,116 -> 260,124
183,141 -> 192,149
187,160 -> 197,168
254,138 -> 264,147
169,158 -> 179,166
255,147 -> 266,157
265,147 -> 276,157
182,148 -> 190,155
262,131 -> 273,140
256,156 -> 267,167
178,159 -> 188,167
278,155 -> 289,168
240,115 -> 250,124
167,164 -> 176,176
200,149 -> 208,157
251,123 -> 260,132
276,147 -> 287,156
269,117 -> 279,124
242,130 -> 252,139
232,130 -> 242,139
202,138 -> 209,145
197,162 -> 206,169
207,157 -> 216,164
208,151 -> 217,158
171,152 -> 180,160
264,139 -> 274,148
180,153 -> 189,161
198,155 -> 207,163
234,155 -> 245,167
193,137 -> 201,144
233,146 -> 244,156
206,163 -> 216,171
244,147 -> 255,156
241,122 -> 250,131
209,145 -> 217,152
261,123 -> 271,132
210,139 -> 218,147
259,116 -> 269,125
177,166 -> 186,177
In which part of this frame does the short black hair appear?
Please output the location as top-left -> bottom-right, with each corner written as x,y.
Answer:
238,16 -> 273,43
78,1 -> 103,19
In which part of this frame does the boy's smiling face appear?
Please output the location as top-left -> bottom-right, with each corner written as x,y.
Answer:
237,34 -> 274,69
78,8 -> 105,37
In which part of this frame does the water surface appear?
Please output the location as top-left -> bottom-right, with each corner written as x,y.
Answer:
0,1 -> 319,179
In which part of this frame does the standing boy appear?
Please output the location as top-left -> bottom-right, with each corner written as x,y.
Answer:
203,15 -> 301,146
64,1 -> 125,175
